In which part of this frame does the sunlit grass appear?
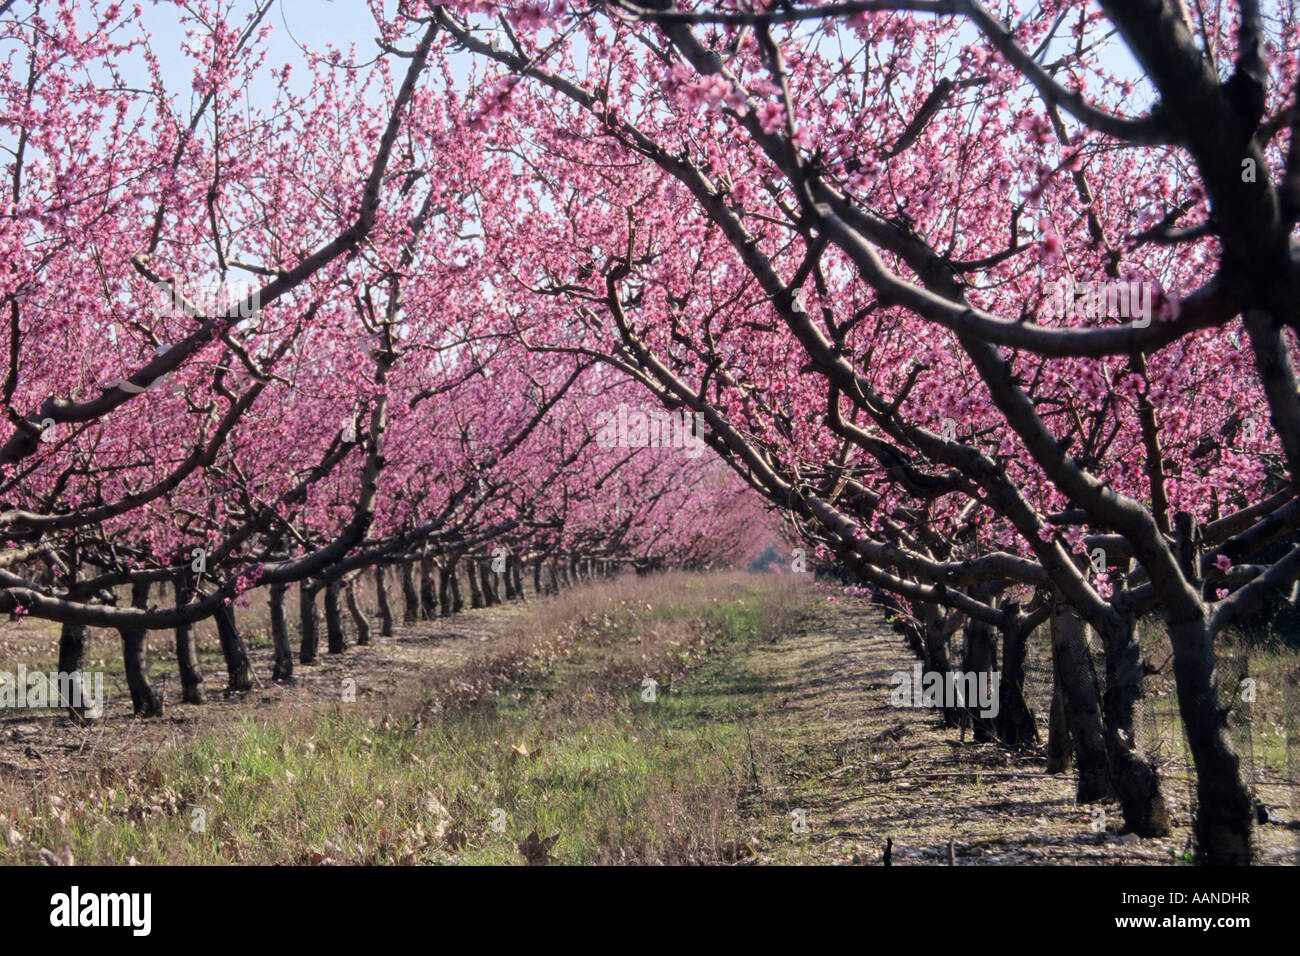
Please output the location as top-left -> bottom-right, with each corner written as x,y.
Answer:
2,573 -> 799,865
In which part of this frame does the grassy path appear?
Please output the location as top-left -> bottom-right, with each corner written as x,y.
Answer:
1,573 -> 1295,864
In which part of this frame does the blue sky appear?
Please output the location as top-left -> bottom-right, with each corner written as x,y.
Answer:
124,1 -> 414,109
90,1 -> 1148,131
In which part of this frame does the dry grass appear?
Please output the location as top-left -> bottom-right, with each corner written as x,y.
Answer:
0,571 -> 799,865
0,571 -> 1293,866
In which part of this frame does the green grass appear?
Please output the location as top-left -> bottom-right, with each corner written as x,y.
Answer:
1135,617 -> 1300,778
8,579 -> 1294,865
0,603 -> 277,712
4,576 -> 800,865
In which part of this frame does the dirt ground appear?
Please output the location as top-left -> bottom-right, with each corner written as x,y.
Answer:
1,576 -> 1296,864
741,600 -> 1298,865
0,598 -> 539,788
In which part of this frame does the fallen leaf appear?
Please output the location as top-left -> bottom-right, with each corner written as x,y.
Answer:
517,830 -> 559,865
718,839 -> 753,862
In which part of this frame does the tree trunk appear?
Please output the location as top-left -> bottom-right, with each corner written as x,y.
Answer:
1095,617 -> 1170,837
345,581 -> 371,646
960,611 -> 998,743
438,563 -> 453,617
503,556 -> 518,600
419,555 -> 438,620
374,565 -> 394,636
467,558 -> 484,609
1046,671 -> 1073,774
400,561 -> 420,624
921,603 -> 961,729
1049,604 -> 1113,804
479,559 -> 498,606
876,590 -> 927,663
121,580 -> 163,717
533,557 -> 543,597
269,581 -> 292,682
324,579 -> 346,654
450,559 -> 464,613
994,604 -> 1036,747
299,580 -> 320,664
57,621 -> 89,713
901,618 -> 928,664
172,578 -> 205,703
214,601 -> 253,692
512,558 -> 525,601
1167,614 -> 1255,864
57,550 -> 92,716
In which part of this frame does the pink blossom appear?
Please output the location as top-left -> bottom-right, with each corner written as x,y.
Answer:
757,100 -> 786,135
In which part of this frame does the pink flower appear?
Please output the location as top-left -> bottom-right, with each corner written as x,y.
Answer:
682,82 -> 708,109
723,88 -> 749,116
757,100 -> 785,135
1016,112 -> 1053,145
508,3 -> 550,29
1214,554 -> 1232,574
699,75 -> 730,109
1039,217 -> 1063,265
